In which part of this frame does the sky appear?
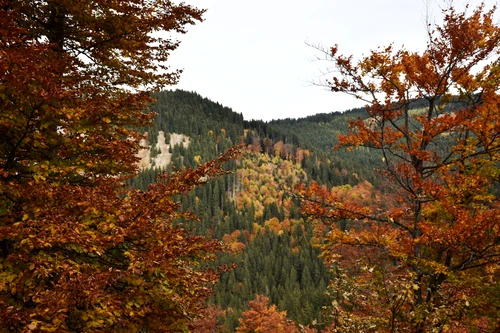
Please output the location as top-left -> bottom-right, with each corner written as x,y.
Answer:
167,0 -> 497,121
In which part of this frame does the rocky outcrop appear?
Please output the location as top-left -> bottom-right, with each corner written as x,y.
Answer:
137,131 -> 190,170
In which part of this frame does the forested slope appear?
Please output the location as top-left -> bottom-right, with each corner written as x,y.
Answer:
128,89 -> 383,331
130,89 -> 496,332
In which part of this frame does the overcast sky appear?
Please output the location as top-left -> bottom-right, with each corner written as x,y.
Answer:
167,0 -> 497,121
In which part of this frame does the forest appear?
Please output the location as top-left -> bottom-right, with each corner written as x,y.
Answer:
1,1 -> 500,332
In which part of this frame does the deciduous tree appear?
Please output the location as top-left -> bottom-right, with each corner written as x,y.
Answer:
189,305 -> 229,333
301,3 -> 500,332
0,1 -> 240,331
236,295 -> 302,333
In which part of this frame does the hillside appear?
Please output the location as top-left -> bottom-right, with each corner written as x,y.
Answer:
131,89 -> 485,331
127,89 -> 386,331
134,89 -> 383,187
128,88 -> 500,331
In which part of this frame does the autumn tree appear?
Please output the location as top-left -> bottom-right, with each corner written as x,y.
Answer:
301,3 -> 500,332
0,1 -> 239,331
188,303 -> 229,333
236,295 -> 314,333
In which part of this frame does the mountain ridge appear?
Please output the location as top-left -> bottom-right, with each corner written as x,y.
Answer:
129,89 -> 416,331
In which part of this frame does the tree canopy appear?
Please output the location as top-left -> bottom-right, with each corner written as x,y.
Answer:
301,3 -> 500,332
0,1 -> 241,332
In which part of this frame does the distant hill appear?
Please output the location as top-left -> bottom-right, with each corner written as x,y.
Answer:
136,90 -> 384,186
128,89 -> 395,331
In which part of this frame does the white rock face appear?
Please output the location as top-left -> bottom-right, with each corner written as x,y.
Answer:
136,136 -> 151,169
137,131 -> 190,170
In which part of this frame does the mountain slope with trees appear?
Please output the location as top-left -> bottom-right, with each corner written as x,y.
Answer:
128,89 -> 388,331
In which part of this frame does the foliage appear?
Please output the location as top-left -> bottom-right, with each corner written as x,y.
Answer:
0,1 -> 244,332
189,305 -> 229,333
0,0 -> 203,182
1,149 -> 239,332
235,295 -> 315,333
301,3 -> 500,332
